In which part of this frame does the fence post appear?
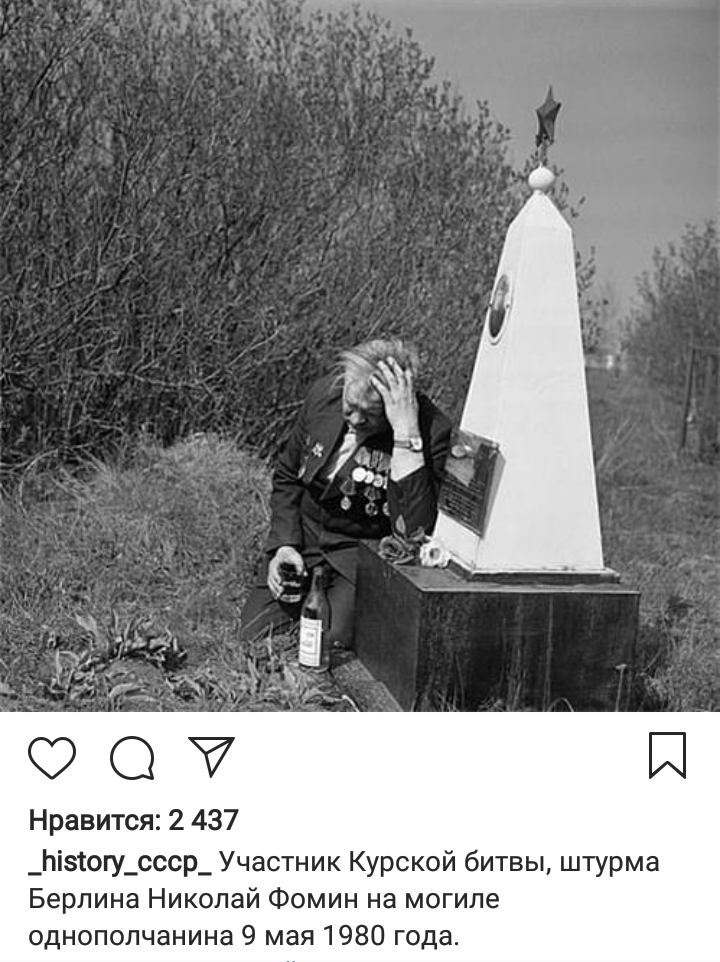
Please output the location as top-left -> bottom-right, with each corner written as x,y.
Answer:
698,350 -> 719,463
679,344 -> 695,452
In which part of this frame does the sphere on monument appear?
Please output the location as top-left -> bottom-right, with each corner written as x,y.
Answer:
528,165 -> 556,193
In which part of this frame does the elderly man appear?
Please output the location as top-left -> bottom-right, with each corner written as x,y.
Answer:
239,338 -> 451,648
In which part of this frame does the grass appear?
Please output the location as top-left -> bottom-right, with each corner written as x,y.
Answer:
0,433 -> 352,712
1,373 -> 718,712
587,369 -> 719,710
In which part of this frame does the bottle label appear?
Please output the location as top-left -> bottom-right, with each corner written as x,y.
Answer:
299,617 -> 323,667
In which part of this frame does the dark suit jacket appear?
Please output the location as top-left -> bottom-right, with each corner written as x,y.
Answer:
263,375 -> 452,583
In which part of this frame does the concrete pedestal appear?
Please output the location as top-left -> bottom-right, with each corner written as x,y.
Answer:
353,542 -> 639,711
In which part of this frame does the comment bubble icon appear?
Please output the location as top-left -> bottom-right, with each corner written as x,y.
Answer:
110,736 -> 155,781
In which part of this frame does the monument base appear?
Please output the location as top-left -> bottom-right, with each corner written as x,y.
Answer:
353,542 -> 639,711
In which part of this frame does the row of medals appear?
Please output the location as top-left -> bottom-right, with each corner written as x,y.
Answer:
339,447 -> 390,517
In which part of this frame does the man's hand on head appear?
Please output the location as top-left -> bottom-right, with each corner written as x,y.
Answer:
370,356 -> 420,438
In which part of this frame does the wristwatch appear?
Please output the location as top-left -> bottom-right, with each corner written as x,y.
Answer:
393,436 -> 424,452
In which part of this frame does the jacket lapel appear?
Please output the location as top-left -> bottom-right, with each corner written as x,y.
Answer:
302,386 -> 345,483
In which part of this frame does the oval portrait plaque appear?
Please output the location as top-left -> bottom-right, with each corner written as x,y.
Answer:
487,274 -> 511,341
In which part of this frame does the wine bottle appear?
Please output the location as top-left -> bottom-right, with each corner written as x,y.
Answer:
298,565 -> 330,670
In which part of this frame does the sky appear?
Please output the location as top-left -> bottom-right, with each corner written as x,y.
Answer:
310,0 -> 718,314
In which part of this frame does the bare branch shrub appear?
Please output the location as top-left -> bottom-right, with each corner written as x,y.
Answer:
624,221 -> 719,393
1,0 -> 586,468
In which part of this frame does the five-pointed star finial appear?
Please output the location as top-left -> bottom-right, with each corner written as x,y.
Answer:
535,86 -> 561,149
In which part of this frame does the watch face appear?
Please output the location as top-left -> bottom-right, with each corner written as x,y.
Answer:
394,437 -> 423,451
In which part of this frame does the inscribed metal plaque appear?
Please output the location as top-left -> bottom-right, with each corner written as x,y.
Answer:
438,430 -> 499,536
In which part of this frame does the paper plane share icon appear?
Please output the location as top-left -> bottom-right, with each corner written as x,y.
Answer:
188,737 -> 235,778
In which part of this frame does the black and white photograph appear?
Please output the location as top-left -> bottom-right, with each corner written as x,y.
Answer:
1,0 -> 717,714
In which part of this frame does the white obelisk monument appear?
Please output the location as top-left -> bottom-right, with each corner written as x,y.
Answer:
354,91 -> 638,711
434,94 -> 609,578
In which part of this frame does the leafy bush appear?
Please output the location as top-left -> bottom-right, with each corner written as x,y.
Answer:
2,0 -> 591,470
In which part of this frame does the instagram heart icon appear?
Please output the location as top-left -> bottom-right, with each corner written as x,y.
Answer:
28,737 -> 76,779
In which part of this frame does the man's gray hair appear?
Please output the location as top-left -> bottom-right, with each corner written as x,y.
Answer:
336,338 -> 420,396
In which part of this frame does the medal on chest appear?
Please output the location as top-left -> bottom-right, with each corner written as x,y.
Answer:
339,446 -> 390,513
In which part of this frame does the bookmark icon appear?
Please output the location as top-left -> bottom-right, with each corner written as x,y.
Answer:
649,732 -> 686,779
188,737 -> 235,778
